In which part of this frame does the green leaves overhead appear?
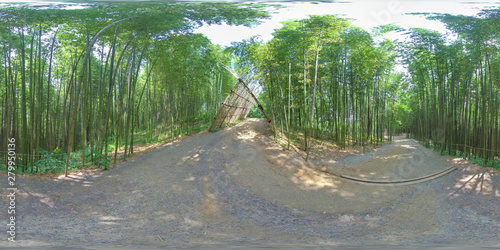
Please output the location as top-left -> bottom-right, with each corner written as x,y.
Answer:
0,3 -> 270,37
269,15 -> 350,63
0,2 -> 268,173
227,9 -> 500,169
372,24 -> 404,37
236,14 -> 401,154
1,1 -> 499,173
398,10 -> 500,167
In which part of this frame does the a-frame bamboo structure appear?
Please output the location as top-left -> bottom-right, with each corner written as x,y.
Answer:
209,66 -> 273,131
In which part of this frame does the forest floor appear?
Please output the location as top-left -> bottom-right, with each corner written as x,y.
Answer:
3,118 -> 500,248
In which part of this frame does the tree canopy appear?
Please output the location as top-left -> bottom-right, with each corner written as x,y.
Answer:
0,2 -> 270,174
230,10 -> 500,168
1,3 -> 499,174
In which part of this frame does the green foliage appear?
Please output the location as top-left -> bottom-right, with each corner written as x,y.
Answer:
0,149 -> 78,174
233,14 -> 399,151
424,139 -> 500,170
372,24 -> 405,36
1,3 -> 499,175
34,150 -> 66,174
471,158 -> 484,166
491,161 -> 500,170
0,3 -> 270,38
247,105 -> 264,118
402,11 -> 500,170
0,2 -> 270,175
95,149 -> 112,171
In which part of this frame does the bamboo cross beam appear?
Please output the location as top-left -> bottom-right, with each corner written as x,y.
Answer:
230,89 -> 253,103
223,66 -> 274,128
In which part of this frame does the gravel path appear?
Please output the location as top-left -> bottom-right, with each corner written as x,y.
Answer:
2,118 -> 499,248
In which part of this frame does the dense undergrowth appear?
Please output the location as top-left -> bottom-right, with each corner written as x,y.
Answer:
411,136 -> 500,170
1,121 -> 211,174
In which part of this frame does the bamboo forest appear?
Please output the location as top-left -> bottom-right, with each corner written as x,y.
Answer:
1,1 -> 500,248
0,3 -> 270,174
1,2 -> 499,174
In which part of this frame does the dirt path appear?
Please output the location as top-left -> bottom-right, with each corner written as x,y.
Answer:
3,119 -> 500,248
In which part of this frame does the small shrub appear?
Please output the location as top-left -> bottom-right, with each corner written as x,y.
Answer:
247,106 -> 264,119
34,149 -> 66,173
471,158 -> 483,166
96,152 -> 112,170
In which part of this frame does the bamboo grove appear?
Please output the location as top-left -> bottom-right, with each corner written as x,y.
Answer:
233,12 -> 500,167
0,3 -> 269,174
401,11 -> 500,167
233,15 -> 400,159
1,3 -> 499,174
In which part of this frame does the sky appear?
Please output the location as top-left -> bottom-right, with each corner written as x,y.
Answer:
2,0 -> 498,46
193,0 -> 500,47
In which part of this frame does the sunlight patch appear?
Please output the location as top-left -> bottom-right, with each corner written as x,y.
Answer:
98,222 -> 119,225
185,176 -> 195,181
290,167 -> 339,191
57,173 -> 85,181
400,145 -> 417,149
377,155 -> 400,160
39,197 -> 55,208
184,217 -> 203,228
238,130 -> 257,139
454,172 -> 495,195
100,216 -> 122,221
